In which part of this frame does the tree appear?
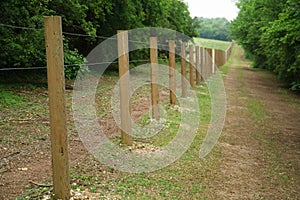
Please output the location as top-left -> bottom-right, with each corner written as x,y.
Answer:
197,17 -> 231,41
230,0 -> 300,90
0,0 -> 199,78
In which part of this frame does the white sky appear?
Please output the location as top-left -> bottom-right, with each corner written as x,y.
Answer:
184,0 -> 239,21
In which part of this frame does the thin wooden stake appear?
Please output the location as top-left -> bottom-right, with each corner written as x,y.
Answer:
117,30 -> 132,146
181,42 -> 187,97
169,40 -> 176,105
150,37 -> 159,120
44,16 -> 70,200
196,46 -> 201,85
189,45 -> 195,89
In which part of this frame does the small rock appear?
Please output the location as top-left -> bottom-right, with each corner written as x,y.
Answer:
18,167 -> 28,171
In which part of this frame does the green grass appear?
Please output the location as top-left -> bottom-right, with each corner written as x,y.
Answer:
85,83 -> 219,199
13,40 -> 228,199
0,90 -> 27,107
193,38 -> 231,51
16,75 -> 221,199
247,99 -> 266,121
12,38 -> 230,199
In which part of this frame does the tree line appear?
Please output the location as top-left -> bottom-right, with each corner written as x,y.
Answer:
0,0 -> 199,79
231,0 -> 300,90
197,17 -> 231,41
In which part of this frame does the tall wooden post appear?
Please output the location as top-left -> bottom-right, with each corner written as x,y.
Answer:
189,45 -> 195,89
169,40 -> 176,105
150,37 -> 160,120
44,16 -> 70,200
206,48 -> 212,77
181,43 -> 187,97
196,46 -> 201,85
203,48 -> 207,80
200,47 -> 204,82
226,45 -> 229,62
117,30 -> 132,146
212,48 -> 216,74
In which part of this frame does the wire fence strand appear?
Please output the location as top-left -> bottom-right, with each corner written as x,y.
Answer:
0,23 -> 195,71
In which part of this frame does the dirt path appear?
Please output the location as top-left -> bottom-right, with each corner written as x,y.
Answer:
204,46 -> 300,199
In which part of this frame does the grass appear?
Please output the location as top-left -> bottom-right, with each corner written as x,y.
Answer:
247,99 -> 266,121
0,91 -> 28,107
14,67 -> 223,199
9,40 -> 230,199
11,39 -> 232,199
193,38 -> 231,51
68,82 -> 220,199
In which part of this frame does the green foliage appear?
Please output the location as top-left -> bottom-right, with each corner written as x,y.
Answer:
0,0 -> 88,79
231,0 -> 300,90
197,17 -> 232,41
0,0 -> 199,79
63,41 -> 86,80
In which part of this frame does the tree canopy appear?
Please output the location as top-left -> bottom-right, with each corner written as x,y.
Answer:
230,0 -> 300,90
197,17 -> 231,41
0,0 -> 199,78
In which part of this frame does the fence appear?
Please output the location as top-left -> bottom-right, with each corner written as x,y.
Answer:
1,16 -> 234,199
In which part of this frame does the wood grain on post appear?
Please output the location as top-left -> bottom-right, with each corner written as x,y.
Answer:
150,37 -> 159,120
203,47 -> 207,80
196,46 -> 201,85
117,30 -> 132,146
181,42 -> 187,97
44,16 -> 70,200
169,40 -> 176,105
200,47 -> 204,81
189,45 -> 195,89
206,48 -> 212,77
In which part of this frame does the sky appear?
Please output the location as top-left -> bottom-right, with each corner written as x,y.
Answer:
184,0 -> 239,21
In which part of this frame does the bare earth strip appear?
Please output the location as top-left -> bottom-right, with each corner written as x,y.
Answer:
204,46 -> 300,199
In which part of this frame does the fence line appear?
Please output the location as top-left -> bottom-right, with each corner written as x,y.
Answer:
0,23 -> 171,47
1,18 -> 234,199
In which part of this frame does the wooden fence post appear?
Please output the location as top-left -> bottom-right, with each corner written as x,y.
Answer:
150,37 -> 160,120
189,45 -> 195,89
169,40 -> 176,105
206,48 -> 212,77
212,48 -> 216,74
204,48 -> 207,80
117,30 -> 132,146
181,42 -> 187,97
44,16 -> 70,200
226,45 -> 229,62
200,47 -> 204,82
196,46 -> 201,85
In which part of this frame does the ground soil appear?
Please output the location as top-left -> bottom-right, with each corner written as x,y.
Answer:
1,46 -> 299,199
